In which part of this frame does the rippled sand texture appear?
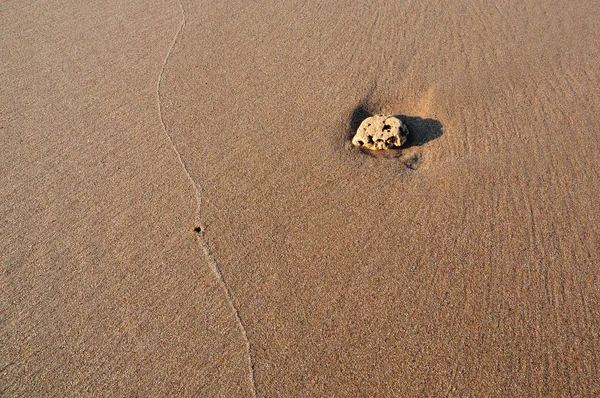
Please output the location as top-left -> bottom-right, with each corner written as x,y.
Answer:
1,1 -> 252,396
3,0 -> 600,396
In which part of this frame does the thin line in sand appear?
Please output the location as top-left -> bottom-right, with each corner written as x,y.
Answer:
156,1 -> 258,396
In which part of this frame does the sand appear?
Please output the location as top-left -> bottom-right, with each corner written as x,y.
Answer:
2,0 -> 600,396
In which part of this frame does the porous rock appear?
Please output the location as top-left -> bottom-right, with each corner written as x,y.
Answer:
352,114 -> 408,150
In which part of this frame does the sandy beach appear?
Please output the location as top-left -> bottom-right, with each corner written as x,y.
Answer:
2,0 -> 600,396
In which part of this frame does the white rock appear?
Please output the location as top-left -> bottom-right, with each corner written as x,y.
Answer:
352,115 -> 408,150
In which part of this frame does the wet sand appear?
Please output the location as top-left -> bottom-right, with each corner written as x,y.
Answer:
2,0 -> 600,396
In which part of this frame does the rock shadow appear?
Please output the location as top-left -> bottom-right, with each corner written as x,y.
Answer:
349,103 -> 373,137
397,115 -> 443,148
